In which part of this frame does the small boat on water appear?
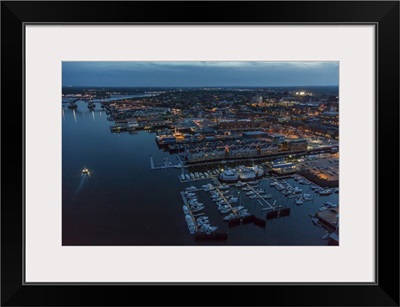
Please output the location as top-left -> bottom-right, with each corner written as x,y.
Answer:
185,174 -> 191,180
235,181 -> 245,187
238,209 -> 251,217
185,215 -> 196,234
181,174 -> 186,181
264,194 -> 273,199
82,167 -> 90,175
219,208 -> 232,214
224,213 -> 237,221
303,193 -> 312,200
199,224 -> 218,233
183,205 -> 189,215
295,199 -> 304,205
319,189 -> 332,196
232,206 -> 244,211
218,184 -> 230,190
190,173 -> 195,179
293,187 -> 302,194
323,202 -> 338,208
191,206 -> 205,213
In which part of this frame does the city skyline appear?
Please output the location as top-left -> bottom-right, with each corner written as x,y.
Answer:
62,61 -> 339,87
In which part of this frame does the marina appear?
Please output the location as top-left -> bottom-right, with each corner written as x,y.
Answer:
174,161 -> 336,240
63,87 -> 339,246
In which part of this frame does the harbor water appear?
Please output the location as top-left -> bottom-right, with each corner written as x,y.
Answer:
62,101 -> 338,245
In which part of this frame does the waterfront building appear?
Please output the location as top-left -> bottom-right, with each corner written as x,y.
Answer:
270,161 -> 299,175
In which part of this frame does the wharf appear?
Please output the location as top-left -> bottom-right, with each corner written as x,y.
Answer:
150,156 -> 182,170
213,186 -> 238,215
245,183 -> 277,210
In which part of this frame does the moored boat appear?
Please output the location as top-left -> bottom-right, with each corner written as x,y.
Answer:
219,169 -> 239,182
319,189 -> 332,196
185,215 -> 196,234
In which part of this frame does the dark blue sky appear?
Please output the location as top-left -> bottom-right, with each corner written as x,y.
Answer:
62,62 -> 339,87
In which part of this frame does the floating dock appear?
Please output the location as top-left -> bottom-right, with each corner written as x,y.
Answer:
266,208 -> 291,220
245,183 -> 277,210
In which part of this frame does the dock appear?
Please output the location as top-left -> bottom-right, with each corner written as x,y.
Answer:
150,155 -> 182,170
245,183 -> 276,210
213,186 -> 241,217
266,207 -> 291,220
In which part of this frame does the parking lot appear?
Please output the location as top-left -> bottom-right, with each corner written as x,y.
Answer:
300,155 -> 339,182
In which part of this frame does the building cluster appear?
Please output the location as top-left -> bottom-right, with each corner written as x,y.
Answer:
67,87 -> 339,161
184,139 -> 279,162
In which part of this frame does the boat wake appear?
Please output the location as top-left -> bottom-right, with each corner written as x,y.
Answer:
74,173 -> 90,194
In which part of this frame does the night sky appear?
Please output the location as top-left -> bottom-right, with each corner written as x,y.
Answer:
62,62 -> 339,87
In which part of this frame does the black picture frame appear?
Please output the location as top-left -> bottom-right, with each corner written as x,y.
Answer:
1,1 -> 399,306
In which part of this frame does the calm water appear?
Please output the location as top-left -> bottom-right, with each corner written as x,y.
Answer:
91,94 -> 155,102
62,101 -> 338,245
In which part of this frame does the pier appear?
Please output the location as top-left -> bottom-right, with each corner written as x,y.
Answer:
150,155 -> 182,170
244,183 -> 277,210
213,186 -> 238,216
266,207 -> 291,220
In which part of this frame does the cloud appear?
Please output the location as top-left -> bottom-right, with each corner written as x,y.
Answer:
62,61 -> 338,87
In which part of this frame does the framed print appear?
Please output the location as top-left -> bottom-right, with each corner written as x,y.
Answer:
1,1 -> 399,306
